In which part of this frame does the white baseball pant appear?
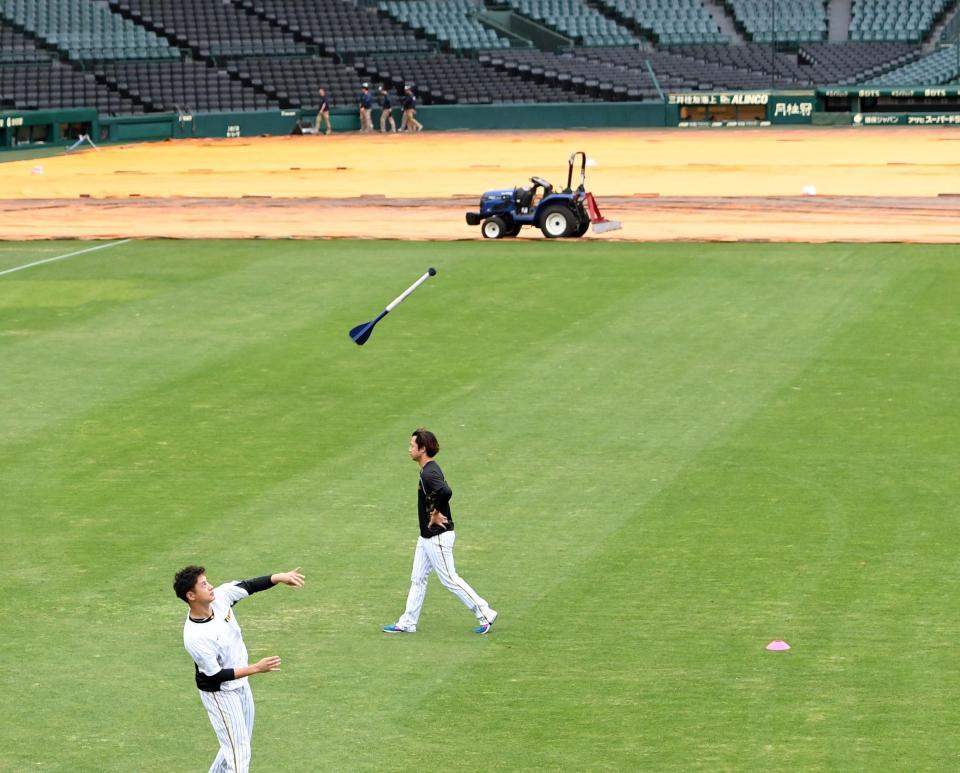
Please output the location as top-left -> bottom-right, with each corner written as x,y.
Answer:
397,530 -> 495,630
199,681 -> 255,773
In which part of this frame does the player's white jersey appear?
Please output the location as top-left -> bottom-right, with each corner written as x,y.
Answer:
183,581 -> 250,691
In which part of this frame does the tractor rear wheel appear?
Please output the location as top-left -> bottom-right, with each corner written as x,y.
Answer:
540,206 -> 574,238
482,216 -> 506,239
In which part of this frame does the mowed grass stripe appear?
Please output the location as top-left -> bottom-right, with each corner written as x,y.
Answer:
0,240 -> 422,443
459,245 -> 959,771
715,250 -> 960,769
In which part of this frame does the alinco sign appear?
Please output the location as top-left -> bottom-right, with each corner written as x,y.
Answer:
669,92 -> 769,105
669,92 -> 815,125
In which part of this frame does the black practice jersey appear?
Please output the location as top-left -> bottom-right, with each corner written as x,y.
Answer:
418,460 -> 454,538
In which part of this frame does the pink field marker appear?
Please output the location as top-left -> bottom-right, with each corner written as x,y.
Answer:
766,640 -> 791,651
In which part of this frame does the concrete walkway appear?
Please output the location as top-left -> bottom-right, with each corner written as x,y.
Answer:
828,0 -> 853,43
702,0 -> 745,44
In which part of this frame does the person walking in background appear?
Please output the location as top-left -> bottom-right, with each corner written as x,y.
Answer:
383,429 -> 497,635
314,87 -> 332,135
400,87 -> 423,133
359,83 -> 374,132
379,86 -> 397,133
174,564 -> 306,772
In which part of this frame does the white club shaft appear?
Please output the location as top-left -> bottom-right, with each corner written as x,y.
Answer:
385,270 -> 433,312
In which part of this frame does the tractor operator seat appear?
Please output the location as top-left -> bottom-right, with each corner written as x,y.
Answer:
514,185 -> 533,210
515,176 -> 553,211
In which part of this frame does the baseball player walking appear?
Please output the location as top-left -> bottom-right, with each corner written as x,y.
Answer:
384,428 -> 497,635
174,565 -> 305,772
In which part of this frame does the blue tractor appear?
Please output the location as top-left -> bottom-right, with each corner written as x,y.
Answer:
465,151 -> 621,239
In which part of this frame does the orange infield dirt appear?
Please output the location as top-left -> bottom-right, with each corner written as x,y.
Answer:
2,127 -> 960,241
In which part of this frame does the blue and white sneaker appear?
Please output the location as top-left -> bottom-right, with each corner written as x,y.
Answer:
383,624 -> 415,634
474,612 -> 497,635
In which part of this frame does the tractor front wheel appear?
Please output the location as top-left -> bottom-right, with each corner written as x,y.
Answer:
540,206 -> 574,238
482,216 -> 506,239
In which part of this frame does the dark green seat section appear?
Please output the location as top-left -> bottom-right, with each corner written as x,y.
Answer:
727,0 -> 828,44
97,59 -> 278,111
596,0 -> 727,45
0,60 -> 138,113
0,0 -> 179,62
503,0 -> 639,46
860,43 -> 959,83
849,0 -> 951,43
108,0 -> 307,59
0,18 -> 55,63
234,0 -> 431,58
379,0 -> 511,51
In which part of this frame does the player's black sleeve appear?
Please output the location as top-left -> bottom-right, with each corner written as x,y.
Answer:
195,666 -> 236,692
237,575 -> 275,595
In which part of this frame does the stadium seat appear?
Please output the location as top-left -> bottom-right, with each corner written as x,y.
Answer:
849,0 -> 951,43
860,43 -> 960,84
726,0 -> 828,45
502,0 -> 638,47
0,0 -> 179,62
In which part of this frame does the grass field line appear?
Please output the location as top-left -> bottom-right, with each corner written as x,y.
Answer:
0,242 -> 379,445
0,239 -> 131,277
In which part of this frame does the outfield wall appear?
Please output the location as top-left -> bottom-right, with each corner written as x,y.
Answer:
0,108 -> 99,148
4,87 -> 960,151
3,102 -> 676,150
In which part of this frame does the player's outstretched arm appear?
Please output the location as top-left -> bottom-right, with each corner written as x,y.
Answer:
235,568 -> 304,599
195,656 -> 282,690
233,656 -> 282,678
271,567 -> 305,587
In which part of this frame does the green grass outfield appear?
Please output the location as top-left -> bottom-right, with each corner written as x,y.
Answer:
1,239 -> 958,771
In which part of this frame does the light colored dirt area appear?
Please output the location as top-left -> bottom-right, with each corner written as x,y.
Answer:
7,195 -> 960,242
2,128 -> 960,241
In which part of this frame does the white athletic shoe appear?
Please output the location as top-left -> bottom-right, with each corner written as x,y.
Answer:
474,611 -> 497,635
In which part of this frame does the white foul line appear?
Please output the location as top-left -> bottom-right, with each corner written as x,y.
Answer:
0,239 -> 132,277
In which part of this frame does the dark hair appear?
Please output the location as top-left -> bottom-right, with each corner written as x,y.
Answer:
412,428 -> 440,458
174,565 -> 205,602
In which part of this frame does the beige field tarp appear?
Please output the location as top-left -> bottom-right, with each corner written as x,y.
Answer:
2,127 -> 959,241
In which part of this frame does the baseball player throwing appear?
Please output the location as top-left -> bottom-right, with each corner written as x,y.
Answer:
384,428 -> 497,635
173,565 -> 305,772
